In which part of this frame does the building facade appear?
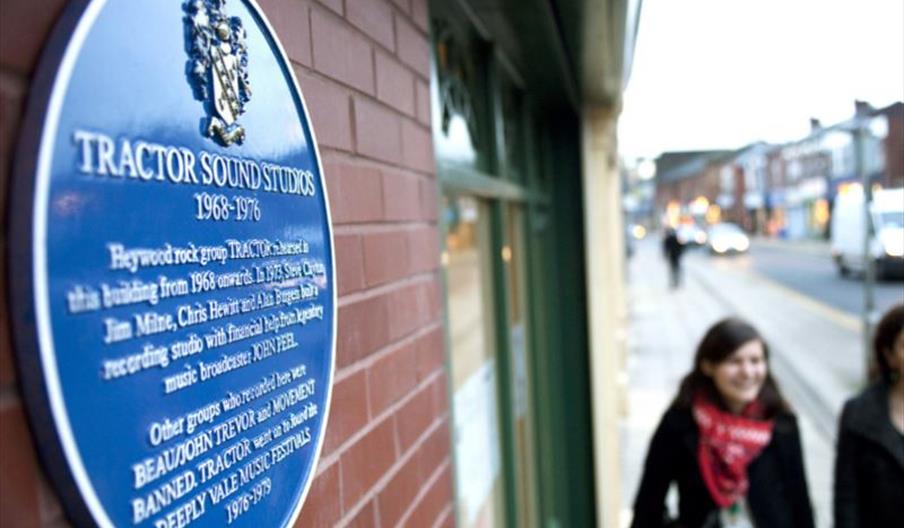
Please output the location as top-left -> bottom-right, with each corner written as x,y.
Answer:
652,101 -> 904,239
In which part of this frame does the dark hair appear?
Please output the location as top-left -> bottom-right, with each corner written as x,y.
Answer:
672,317 -> 790,417
873,304 -> 904,383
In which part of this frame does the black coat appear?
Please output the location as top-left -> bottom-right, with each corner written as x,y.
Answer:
834,383 -> 904,528
631,406 -> 815,528
663,232 -> 684,264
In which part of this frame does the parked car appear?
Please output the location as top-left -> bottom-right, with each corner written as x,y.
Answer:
707,222 -> 750,255
831,187 -> 904,279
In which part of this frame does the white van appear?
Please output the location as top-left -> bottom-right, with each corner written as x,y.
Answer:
830,187 -> 904,279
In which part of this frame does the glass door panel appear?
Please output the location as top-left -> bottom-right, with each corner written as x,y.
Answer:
444,195 -> 506,528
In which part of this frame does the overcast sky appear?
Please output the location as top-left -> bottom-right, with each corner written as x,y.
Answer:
617,0 -> 904,161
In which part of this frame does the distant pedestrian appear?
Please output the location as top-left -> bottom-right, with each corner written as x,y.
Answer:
663,227 -> 684,288
631,318 -> 815,528
834,303 -> 904,528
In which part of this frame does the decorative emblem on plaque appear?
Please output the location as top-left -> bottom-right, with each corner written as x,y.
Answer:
186,0 -> 252,146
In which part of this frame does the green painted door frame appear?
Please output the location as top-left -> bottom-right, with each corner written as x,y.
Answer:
429,2 -> 597,526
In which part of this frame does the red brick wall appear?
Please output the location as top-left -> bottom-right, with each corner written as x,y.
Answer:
0,1 -> 453,527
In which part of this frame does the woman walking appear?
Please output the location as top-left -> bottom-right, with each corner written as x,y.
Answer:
631,318 -> 814,528
834,303 -> 904,527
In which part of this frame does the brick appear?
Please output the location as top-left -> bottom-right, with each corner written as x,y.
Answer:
367,341 -> 418,416
323,159 -> 383,224
37,473 -> 63,525
416,420 -> 451,482
354,97 -> 402,164
430,373 -> 450,416
419,178 -> 440,221
375,51 -> 416,116
0,402 -> 41,528
402,465 -> 453,528
296,462 -> 341,528
427,274 -> 443,319
415,79 -> 431,126
296,71 -> 353,151
395,15 -> 431,79
311,9 -> 375,94
337,294 -> 389,367
363,230 -> 409,286
401,119 -> 434,173
0,75 -> 26,191
340,418 -> 397,511
0,0 -> 66,74
382,170 -> 421,222
0,315 -> 16,388
257,0 -> 312,66
437,506 -> 455,528
377,452 -> 420,527
395,384 -> 433,452
415,327 -> 445,381
408,225 -> 440,274
346,500 -> 378,527
334,234 -> 365,295
412,0 -> 429,33
0,81 -> 18,219
347,0 -> 396,51
386,281 -> 430,340
323,370 -> 369,456
392,0 -> 412,15
315,0 -> 343,15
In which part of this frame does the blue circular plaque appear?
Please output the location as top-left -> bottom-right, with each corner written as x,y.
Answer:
8,1 -> 335,526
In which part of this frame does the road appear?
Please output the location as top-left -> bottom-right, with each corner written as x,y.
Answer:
681,240 -> 903,318
749,242 -> 903,316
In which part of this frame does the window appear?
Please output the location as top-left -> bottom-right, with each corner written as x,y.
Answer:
444,196 -> 507,527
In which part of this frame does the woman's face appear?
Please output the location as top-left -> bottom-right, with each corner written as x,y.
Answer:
703,339 -> 768,414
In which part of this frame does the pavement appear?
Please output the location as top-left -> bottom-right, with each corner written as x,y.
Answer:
618,238 -> 856,528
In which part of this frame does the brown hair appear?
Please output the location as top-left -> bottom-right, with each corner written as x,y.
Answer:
672,317 -> 791,417
873,304 -> 904,383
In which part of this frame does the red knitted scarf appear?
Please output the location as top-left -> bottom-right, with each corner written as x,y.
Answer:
692,394 -> 775,508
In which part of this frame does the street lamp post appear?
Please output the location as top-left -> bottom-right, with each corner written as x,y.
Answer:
856,119 -> 876,381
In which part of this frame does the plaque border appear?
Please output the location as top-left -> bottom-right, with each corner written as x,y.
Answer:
5,1 -> 338,527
